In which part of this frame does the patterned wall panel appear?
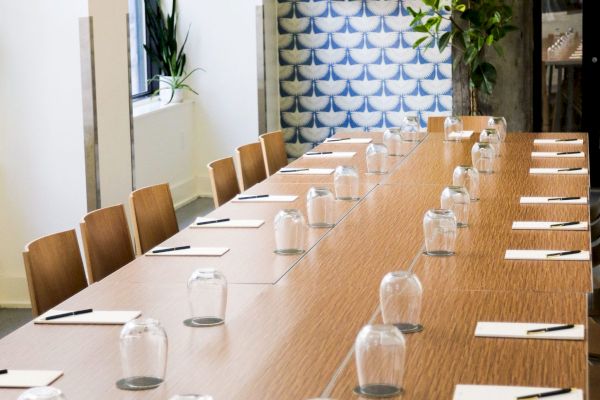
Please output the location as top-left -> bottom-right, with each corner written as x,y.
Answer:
277,0 -> 452,157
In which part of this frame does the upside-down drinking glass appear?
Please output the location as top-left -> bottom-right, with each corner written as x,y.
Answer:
334,165 -> 359,200
471,142 -> 496,174
380,271 -> 423,333
366,143 -> 388,174
17,387 -> 66,400
444,116 -> 464,142
274,209 -> 306,255
487,116 -> 507,142
479,128 -> 501,157
185,269 -> 227,327
453,165 -> 480,202
423,209 -> 457,256
169,396 -> 214,400
401,115 -> 423,142
354,325 -> 406,398
307,187 -> 335,228
440,186 -> 470,228
117,318 -> 168,391
383,128 -> 405,156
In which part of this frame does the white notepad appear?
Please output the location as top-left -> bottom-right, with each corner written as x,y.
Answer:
231,195 -> 298,203
448,130 -> 474,139
504,249 -> 589,261
520,196 -> 587,204
512,221 -> 588,231
303,151 -> 356,158
529,168 -> 588,175
277,168 -> 335,175
531,151 -> 584,158
147,247 -> 229,257
324,138 -> 372,144
474,322 -> 584,340
534,138 -> 583,145
34,310 -> 141,325
191,218 -> 264,228
454,385 -> 583,400
0,370 -> 63,388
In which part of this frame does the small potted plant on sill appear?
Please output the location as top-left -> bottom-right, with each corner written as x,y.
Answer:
144,0 -> 203,105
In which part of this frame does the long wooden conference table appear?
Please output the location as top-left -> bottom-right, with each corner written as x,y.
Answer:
0,131 -> 591,399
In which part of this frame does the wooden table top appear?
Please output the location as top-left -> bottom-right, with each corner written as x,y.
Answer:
0,132 -> 591,398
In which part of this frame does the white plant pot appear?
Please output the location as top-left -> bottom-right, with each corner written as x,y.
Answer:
158,76 -> 184,105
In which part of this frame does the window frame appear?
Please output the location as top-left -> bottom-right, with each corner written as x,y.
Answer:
131,0 -> 160,100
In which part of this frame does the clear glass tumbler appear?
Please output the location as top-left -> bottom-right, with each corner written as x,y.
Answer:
487,116 -> 507,142
400,116 -> 421,142
366,143 -> 388,174
440,186 -> 470,228
354,325 -> 406,398
452,165 -> 480,202
383,128 -> 406,156
479,128 -> 501,157
334,165 -> 359,200
117,318 -> 168,391
307,187 -> 335,228
185,269 -> 227,327
423,209 -> 457,256
444,116 -> 464,142
18,387 -> 66,400
274,209 -> 305,255
380,271 -> 423,333
471,142 -> 496,174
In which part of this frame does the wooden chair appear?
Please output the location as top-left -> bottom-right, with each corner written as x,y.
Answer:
129,183 -> 179,255
259,130 -> 288,176
23,230 -> 88,316
208,156 -> 241,208
235,142 -> 267,191
427,116 -> 492,133
80,204 -> 135,283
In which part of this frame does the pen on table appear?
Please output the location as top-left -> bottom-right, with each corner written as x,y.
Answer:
547,196 -> 580,201
546,250 -> 581,258
0,369 -> 7,375
557,167 -> 583,172
237,194 -> 269,200
279,168 -> 309,173
516,388 -> 573,399
556,151 -> 582,155
526,324 -> 575,334
196,218 -> 230,226
152,245 -> 191,254
45,308 -> 94,321
327,138 -> 350,142
556,138 -> 578,142
305,151 -> 333,155
550,221 -> 580,228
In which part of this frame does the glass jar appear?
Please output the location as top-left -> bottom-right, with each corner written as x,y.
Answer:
423,209 -> 457,256
479,128 -> 501,157
380,271 -> 423,333
383,128 -> 404,156
452,165 -> 480,202
444,116 -> 464,142
306,187 -> 335,228
185,269 -> 227,327
440,186 -> 470,228
400,116 -> 421,142
487,116 -> 507,142
334,165 -> 359,200
471,142 -> 496,174
366,143 -> 389,174
274,209 -> 306,255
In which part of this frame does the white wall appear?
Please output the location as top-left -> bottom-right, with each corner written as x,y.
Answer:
0,0 -> 89,306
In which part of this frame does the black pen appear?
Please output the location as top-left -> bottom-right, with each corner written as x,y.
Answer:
517,388 -> 573,399
556,151 -> 582,155
306,151 -> 333,155
556,138 -> 579,142
550,221 -> 580,228
45,308 -> 94,321
546,250 -> 581,258
527,324 -> 575,334
557,167 -> 583,172
237,194 -> 269,200
327,138 -> 350,142
196,218 -> 230,226
0,369 -> 7,375
280,168 -> 309,173
152,245 -> 191,254
547,196 -> 580,201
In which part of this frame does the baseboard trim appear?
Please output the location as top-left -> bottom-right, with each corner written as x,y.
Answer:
0,276 -> 31,308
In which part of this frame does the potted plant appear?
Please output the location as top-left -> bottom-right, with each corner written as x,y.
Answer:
144,0 -> 202,105
407,0 -> 517,115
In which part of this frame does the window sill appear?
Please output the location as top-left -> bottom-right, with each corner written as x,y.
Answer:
132,97 -> 194,119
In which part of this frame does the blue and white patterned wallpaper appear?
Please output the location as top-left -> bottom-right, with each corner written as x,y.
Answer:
277,0 -> 452,157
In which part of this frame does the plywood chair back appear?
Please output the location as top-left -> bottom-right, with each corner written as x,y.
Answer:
80,204 -> 135,283
259,130 -> 288,176
235,142 -> 267,191
427,116 -> 492,133
23,229 -> 88,316
208,157 -> 241,208
129,183 -> 179,255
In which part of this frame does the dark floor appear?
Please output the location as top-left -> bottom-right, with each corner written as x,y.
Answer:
0,197 -> 215,339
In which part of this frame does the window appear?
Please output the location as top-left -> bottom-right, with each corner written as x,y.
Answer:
128,0 -> 159,99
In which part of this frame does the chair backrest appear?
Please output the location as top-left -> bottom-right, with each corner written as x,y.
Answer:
427,116 -> 492,133
235,142 -> 267,191
80,204 -> 135,283
23,229 -> 88,316
129,183 -> 179,255
259,130 -> 288,176
208,156 -> 241,208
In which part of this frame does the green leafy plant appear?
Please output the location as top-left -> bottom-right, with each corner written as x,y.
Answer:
408,0 -> 517,114
144,0 -> 202,101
